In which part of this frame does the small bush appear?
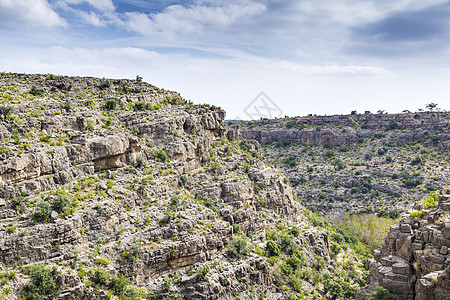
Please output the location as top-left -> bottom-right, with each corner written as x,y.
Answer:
266,240 -> 280,257
239,140 -> 250,152
411,156 -> 422,166
50,193 -> 70,213
10,196 -> 26,210
228,237 -> 248,258
195,265 -> 210,282
99,78 -> 111,90
136,156 -> 146,168
23,265 -> 57,300
421,191 -> 439,209
153,149 -> 169,163
161,276 -> 172,291
103,99 -> 117,110
404,178 -> 422,188
34,201 -> 51,222
364,286 -> 394,300
95,257 -> 111,266
409,210 -> 423,221
158,210 -> 174,226
289,226 -> 300,237
330,242 -> 341,259
29,86 -> 45,97
0,105 -> 13,121
109,274 -> 129,295
287,255 -> 302,270
120,241 -> 142,263
93,268 -> 111,285
313,255 -> 326,270
133,101 -> 151,111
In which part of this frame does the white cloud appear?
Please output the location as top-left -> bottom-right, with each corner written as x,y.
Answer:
278,61 -> 391,76
123,2 -> 266,35
292,0 -> 449,26
0,0 -> 67,27
78,10 -> 105,26
62,0 -> 115,12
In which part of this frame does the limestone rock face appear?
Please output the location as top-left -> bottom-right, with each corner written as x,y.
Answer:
363,191 -> 450,299
240,112 -> 450,147
0,73 -> 324,300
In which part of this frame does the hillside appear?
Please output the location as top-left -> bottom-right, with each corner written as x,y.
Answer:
0,73 -> 370,300
237,113 -> 450,216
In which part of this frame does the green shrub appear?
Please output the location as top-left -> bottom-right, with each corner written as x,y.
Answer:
95,257 -> 111,266
195,265 -> 210,282
50,193 -> 70,213
330,242 -> 341,259
404,178 -> 422,188
61,100 -> 72,112
29,86 -> 45,97
158,210 -> 173,226
232,223 -> 241,234
239,140 -> 250,152
0,105 -> 13,121
120,241 -> 142,263
313,255 -> 326,270
333,213 -> 398,254
93,268 -> 110,285
283,155 -> 297,167
99,78 -> 111,90
228,237 -> 248,258
122,286 -> 146,300
278,234 -> 293,253
364,286 -> 394,300
279,261 -> 292,276
287,255 -> 302,270
421,191 -> 439,209
266,240 -> 280,257
103,99 -> 117,110
136,156 -> 146,168
289,226 -> 300,237
161,276 -> 172,291
34,201 -> 51,222
409,210 -> 423,221
23,265 -> 57,300
133,101 -> 151,111
411,156 -> 422,166
109,274 -> 129,295
10,196 -> 26,210
152,149 -> 169,163
331,232 -> 345,243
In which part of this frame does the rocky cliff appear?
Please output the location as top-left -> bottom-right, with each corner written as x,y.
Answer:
0,73 -> 366,300
236,113 -> 450,216
358,189 -> 450,300
239,113 -> 450,147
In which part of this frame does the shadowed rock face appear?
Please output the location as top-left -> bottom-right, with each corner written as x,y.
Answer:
358,191 -> 450,300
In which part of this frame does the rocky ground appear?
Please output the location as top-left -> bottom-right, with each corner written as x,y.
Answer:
0,73 -> 370,300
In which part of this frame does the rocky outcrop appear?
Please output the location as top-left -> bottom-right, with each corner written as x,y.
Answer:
238,112 -> 450,147
363,190 -> 450,299
1,73 -> 331,300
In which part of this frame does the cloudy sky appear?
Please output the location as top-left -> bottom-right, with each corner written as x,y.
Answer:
1,0 -> 449,119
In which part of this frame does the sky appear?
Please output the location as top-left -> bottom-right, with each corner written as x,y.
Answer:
0,0 -> 449,119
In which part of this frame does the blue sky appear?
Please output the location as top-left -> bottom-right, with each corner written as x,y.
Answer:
1,0 -> 449,119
